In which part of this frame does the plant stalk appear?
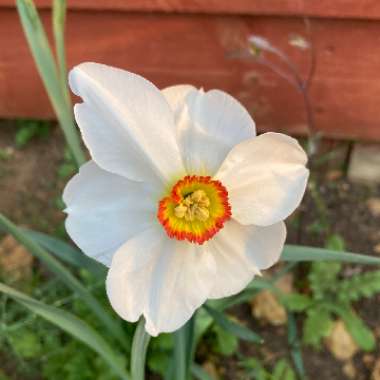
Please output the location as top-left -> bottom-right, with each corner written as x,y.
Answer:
131,318 -> 151,380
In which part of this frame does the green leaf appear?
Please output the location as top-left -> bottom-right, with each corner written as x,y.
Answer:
0,282 -> 129,380
337,308 -> 375,351
303,308 -> 333,348
191,364 -> 214,380
8,327 -> 42,359
282,245 -> 380,265
287,313 -> 305,379
336,270 -> 380,303
0,214 -> 126,349
130,318 -> 151,380
52,0 -> 69,105
23,228 -> 106,277
281,294 -> 313,312
309,261 -> 342,299
16,0 -> 85,167
325,234 -> 346,251
272,359 -> 296,380
212,324 -> 238,356
204,304 -> 263,344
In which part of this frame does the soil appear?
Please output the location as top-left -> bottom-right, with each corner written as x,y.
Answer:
0,121 -> 379,380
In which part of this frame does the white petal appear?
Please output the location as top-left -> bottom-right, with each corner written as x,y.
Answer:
162,84 -> 196,119
106,232 -> 216,336
175,88 -> 256,175
63,161 -> 156,266
208,220 -> 286,299
216,133 -> 309,226
69,62 -> 185,183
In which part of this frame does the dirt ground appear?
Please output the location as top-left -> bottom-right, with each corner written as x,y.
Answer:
0,121 -> 379,380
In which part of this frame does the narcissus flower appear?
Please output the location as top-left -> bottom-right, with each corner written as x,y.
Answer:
63,62 -> 309,336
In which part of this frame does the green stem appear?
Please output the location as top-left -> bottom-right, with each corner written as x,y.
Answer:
131,318 -> 151,380
174,327 -> 187,380
174,314 -> 197,380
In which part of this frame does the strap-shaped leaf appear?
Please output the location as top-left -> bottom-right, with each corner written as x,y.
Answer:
282,245 -> 380,265
0,214 -> 127,348
203,304 -> 263,344
0,282 -> 129,380
23,229 -> 106,277
16,0 -> 85,166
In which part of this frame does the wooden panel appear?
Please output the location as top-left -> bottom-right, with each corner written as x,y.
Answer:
1,9 -> 380,141
2,0 -> 380,20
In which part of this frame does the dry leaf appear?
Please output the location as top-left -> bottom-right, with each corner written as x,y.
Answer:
372,358 -> 380,380
251,274 -> 293,326
202,361 -> 219,380
373,243 -> 380,255
0,234 -> 33,282
342,361 -> 357,379
363,354 -> 375,368
325,320 -> 359,361
251,290 -> 287,326
367,198 -> 380,217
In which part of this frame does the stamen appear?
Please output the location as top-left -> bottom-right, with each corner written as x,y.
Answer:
157,175 -> 231,244
174,190 -> 211,222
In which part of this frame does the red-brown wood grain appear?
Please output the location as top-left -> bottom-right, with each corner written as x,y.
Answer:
2,0 -> 380,20
1,5 -> 380,140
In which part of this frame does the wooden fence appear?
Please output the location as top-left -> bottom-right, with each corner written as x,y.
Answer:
1,0 -> 380,140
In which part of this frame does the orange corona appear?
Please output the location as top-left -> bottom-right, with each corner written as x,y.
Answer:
157,175 -> 231,244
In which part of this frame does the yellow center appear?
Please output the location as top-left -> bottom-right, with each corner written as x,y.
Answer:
174,190 -> 211,222
157,175 -> 231,244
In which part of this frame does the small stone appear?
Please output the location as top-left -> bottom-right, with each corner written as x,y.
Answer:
251,290 -> 287,326
251,274 -> 293,326
343,361 -> 357,379
373,243 -> 380,255
367,198 -> 380,217
325,320 -> 359,361
0,235 -> 33,282
372,358 -> 380,380
348,143 -> 380,184
363,354 -> 375,368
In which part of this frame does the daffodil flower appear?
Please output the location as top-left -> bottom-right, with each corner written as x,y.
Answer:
63,62 -> 309,336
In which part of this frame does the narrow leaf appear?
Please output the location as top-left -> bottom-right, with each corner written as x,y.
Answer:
191,364 -> 213,380
23,228 -> 106,277
282,245 -> 380,265
0,282 -> 129,380
333,307 -> 376,351
0,214 -> 127,348
16,0 -> 85,167
203,304 -> 263,344
52,0 -> 69,100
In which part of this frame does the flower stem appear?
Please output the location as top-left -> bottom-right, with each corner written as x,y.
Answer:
131,318 -> 150,380
174,314 -> 196,380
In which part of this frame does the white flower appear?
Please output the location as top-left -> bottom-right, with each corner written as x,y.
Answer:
63,62 -> 309,336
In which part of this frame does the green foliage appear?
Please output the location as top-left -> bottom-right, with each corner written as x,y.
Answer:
336,270 -> 380,303
8,327 -> 42,359
240,357 -> 296,380
15,119 -> 51,148
303,308 -> 333,347
281,294 -> 312,312
282,234 -> 380,351
147,334 -> 173,376
211,324 -> 239,356
336,307 -> 376,351
16,0 -> 85,167
58,147 -> 77,179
